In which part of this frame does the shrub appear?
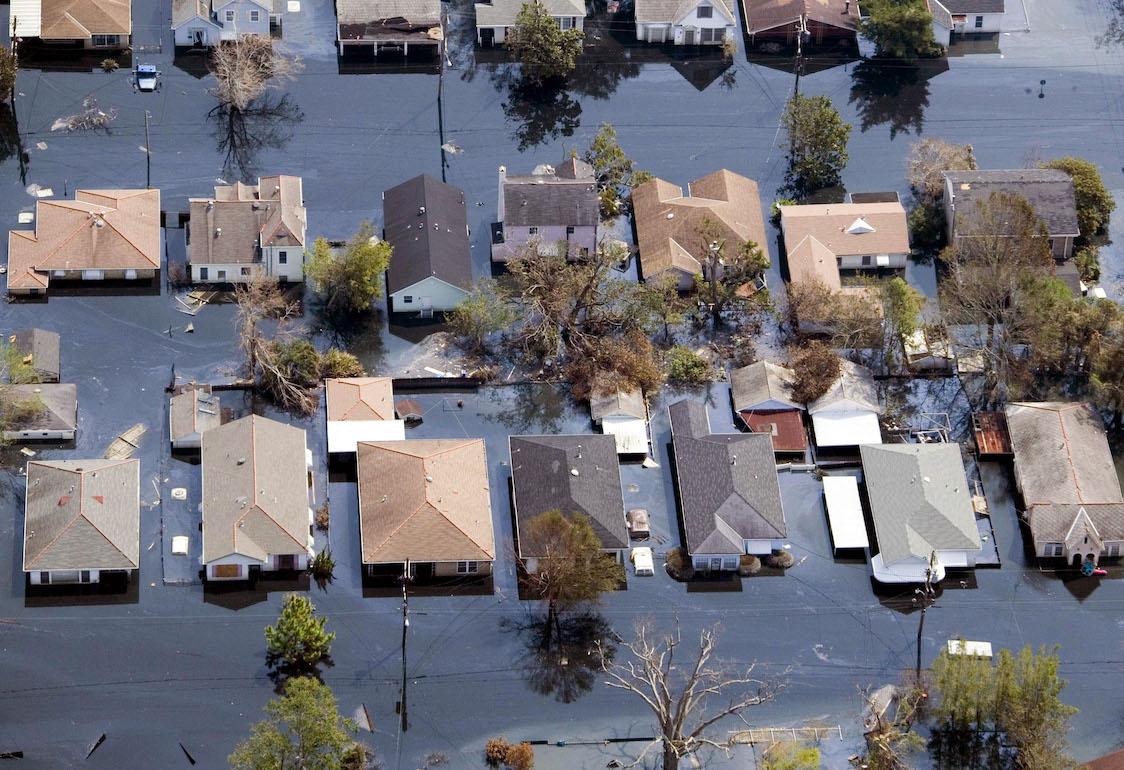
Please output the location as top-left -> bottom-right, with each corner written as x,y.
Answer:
310,549 -> 335,580
738,554 -> 761,576
101,58 -> 119,72
771,198 -> 796,226
665,547 -> 693,581
665,345 -> 713,385
788,341 -> 841,403
504,742 -> 534,770
319,348 -> 364,379
314,502 -> 330,532
1075,245 -> 1101,284
767,550 -> 795,569
485,737 -> 510,765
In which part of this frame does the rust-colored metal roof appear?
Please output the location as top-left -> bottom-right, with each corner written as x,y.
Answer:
738,409 -> 807,453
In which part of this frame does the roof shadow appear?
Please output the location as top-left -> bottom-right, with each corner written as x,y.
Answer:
202,571 -> 310,610
24,572 -> 139,607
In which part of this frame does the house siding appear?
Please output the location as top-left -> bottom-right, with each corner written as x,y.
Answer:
173,18 -> 222,46
3,427 -> 76,441
28,568 -> 121,585
492,224 -> 597,262
636,1 -> 734,44
213,0 -> 271,38
389,275 -> 469,314
477,15 -> 584,45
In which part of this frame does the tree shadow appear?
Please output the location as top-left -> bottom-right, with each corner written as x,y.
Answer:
503,76 -> 582,152
848,58 -> 948,139
927,728 -> 1010,769
266,653 -> 336,695
209,95 -> 304,183
483,382 -> 571,434
500,611 -> 617,703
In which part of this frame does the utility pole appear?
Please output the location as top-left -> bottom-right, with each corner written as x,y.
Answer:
913,550 -> 938,683
437,12 -> 448,183
399,565 -> 410,733
792,14 -> 808,97
144,110 -> 151,189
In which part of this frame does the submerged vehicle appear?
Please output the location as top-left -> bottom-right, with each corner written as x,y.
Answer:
135,64 -> 160,92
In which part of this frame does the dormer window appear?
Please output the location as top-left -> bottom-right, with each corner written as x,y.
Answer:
697,4 -> 713,17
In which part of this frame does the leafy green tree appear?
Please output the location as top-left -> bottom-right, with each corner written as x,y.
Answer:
265,594 -> 336,667
0,46 -> 17,103
762,741 -> 821,770
318,348 -> 364,379
306,226 -> 392,314
665,345 -> 713,384
1092,318 -> 1124,428
1,341 -> 41,384
882,276 -> 925,369
1075,244 -> 1101,284
448,278 -> 516,354
228,677 -> 367,770
635,273 -> 687,343
781,94 -> 852,198
694,217 -> 771,332
860,0 -> 940,59
523,510 -> 625,646
506,0 -> 584,82
583,124 -> 634,220
1041,156 -> 1116,239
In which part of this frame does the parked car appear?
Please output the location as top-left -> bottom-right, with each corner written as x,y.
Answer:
626,508 -> 650,539
135,64 -> 160,92
631,547 -> 655,576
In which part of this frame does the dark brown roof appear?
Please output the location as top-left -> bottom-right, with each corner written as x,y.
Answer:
945,169 -> 1079,238
502,162 -> 599,228
744,0 -> 859,35
383,175 -> 472,294
9,328 -> 61,381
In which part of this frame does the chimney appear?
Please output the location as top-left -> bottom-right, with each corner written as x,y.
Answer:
497,165 -> 507,222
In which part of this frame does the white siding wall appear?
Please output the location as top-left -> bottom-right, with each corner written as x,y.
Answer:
743,539 -> 776,555
192,263 -> 261,283
479,16 -> 583,45
214,0 -> 271,38
174,20 -> 221,47
29,569 -> 105,585
391,276 -> 469,313
4,427 -> 75,441
263,245 -> 305,282
671,2 -> 734,44
838,252 -> 909,270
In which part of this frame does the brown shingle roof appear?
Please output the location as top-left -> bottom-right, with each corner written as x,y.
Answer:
744,0 -> 858,35
188,176 -> 305,265
9,328 -> 61,381
200,415 -> 311,563
0,383 -> 78,434
633,170 -> 769,282
325,377 -> 395,422
40,0 -> 131,39
7,189 -> 160,291
780,201 -> 910,260
23,459 -> 139,571
356,439 -> 495,564
169,384 -> 221,443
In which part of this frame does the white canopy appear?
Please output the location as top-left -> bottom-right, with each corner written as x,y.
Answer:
822,475 -> 869,550
601,415 -> 649,455
812,410 -> 882,447
327,419 -> 406,454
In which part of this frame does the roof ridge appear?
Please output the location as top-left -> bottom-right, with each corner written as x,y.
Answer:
362,438 -> 473,459
422,453 -> 494,554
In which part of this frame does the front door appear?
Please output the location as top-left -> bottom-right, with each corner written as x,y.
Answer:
480,28 -> 495,47
276,554 -> 297,571
411,562 -> 434,580
192,29 -> 205,46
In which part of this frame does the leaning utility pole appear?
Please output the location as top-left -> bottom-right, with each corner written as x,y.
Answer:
913,550 -> 938,682
144,110 -> 151,188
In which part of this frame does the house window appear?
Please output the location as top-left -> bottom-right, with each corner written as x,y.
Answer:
861,255 -> 872,266
722,557 -> 737,570
528,226 -> 539,235
560,16 -> 574,29
39,571 -> 50,584
1046,543 -> 1064,557
217,270 -> 227,280
1108,543 -> 1121,557
692,557 -> 708,570
278,251 -> 288,264
213,563 -> 242,578
226,10 -> 235,21
697,4 -> 713,17
403,295 -> 413,303
974,15 -> 983,27
457,561 -> 479,574
250,9 -> 260,21
92,34 -> 118,47
566,225 -> 575,235
199,267 -> 209,280
80,570 -> 91,583
241,267 -> 251,276
701,27 -> 722,42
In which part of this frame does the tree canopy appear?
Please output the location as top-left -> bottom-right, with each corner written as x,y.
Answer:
860,0 -> 941,59
1041,156 -> 1115,239
788,341 -> 842,403
306,225 -> 392,314
781,94 -> 852,197
448,278 -> 517,354
265,594 -> 336,668
506,1 -> 584,82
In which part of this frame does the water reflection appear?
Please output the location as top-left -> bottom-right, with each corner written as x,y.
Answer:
484,383 -> 570,433
502,611 -> 616,703
848,58 -> 948,139
503,76 -> 582,152
267,654 -> 336,695
210,95 -> 304,183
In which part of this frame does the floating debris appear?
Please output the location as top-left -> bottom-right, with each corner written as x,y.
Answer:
175,290 -> 217,316
19,447 -> 36,457
441,141 -> 463,155
85,733 -> 106,759
179,742 -> 196,765
104,423 -> 146,459
35,141 -> 47,151
25,184 -> 54,198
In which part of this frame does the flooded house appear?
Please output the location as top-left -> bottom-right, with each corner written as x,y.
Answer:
632,169 -> 769,291
200,415 -> 315,581
633,0 -> 736,45
23,459 -> 140,586
779,199 -> 911,272
510,434 -> 628,570
475,0 -> 584,45
6,190 -> 161,296
807,360 -> 882,449
0,383 -> 78,442
356,439 -> 495,581
742,0 -> 859,45
729,360 -> 807,455
172,0 -> 274,48
382,175 -> 472,315
668,399 -> 786,571
168,383 -> 221,451
324,377 -> 405,454
927,0 -> 1004,47
589,381 -> 649,456
186,176 -> 307,285
491,158 -> 599,263
860,443 -> 981,583
11,0 -> 132,49
336,0 -> 442,56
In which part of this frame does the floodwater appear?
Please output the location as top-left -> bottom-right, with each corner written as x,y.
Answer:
2,0 -> 1124,765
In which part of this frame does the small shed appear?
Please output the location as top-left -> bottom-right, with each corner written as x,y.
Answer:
730,361 -> 807,454
808,360 -> 882,448
169,384 -> 221,450
0,383 -> 78,441
822,475 -> 869,552
590,384 -> 649,456
325,377 -> 405,454
972,411 -> 1012,457
9,328 -> 61,382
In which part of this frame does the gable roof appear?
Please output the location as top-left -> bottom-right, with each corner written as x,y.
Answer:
730,361 -> 801,412
188,176 -> 305,265
944,169 -> 1079,238
590,382 -> 646,420
337,0 -> 441,38
356,439 -> 495,564
860,443 -> 981,565
632,170 -> 769,281
937,0 -> 1003,14
200,415 -> 310,563
635,0 -> 735,24
9,328 -> 61,381
808,359 -> 880,414
383,175 -> 472,294
172,0 -> 221,26
39,0 -> 131,39
475,0 -> 585,26
0,383 -> 77,433
510,434 -> 627,555
780,201 -> 910,260
23,459 -> 139,571
1006,402 -> 1122,506
325,377 -> 395,422
7,189 -> 160,291
743,0 -> 859,35
669,399 -> 786,554
501,161 -> 599,228
785,233 -> 842,290
169,384 -> 221,443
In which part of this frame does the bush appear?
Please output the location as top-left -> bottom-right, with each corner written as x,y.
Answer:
788,341 -> 841,404
665,345 -> 713,385
771,198 -> 796,226
738,554 -> 761,576
767,550 -> 795,569
319,348 -> 364,379
314,502 -> 330,532
665,547 -> 693,581
1075,245 -> 1101,284
101,58 -> 119,72
485,738 -> 510,766
504,742 -> 534,770
310,549 -> 335,580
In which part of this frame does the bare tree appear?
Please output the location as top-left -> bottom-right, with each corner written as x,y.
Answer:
694,216 -> 769,333
234,281 -> 319,414
905,138 -> 976,200
211,36 -> 302,112
597,621 -> 777,770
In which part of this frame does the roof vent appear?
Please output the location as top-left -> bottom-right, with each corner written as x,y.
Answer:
215,227 -> 222,237
570,468 -> 580,477
425,475 -> 433,483
666,212 -> 674,220
93,495 -> 104,504
206,201 -> 214,211
236,457 -> 246,465
58,495 -> 70,506
418,206 -> 426,215
846,218 -> 875,235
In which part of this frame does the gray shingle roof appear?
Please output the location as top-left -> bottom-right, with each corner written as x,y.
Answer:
807,360 -> 880,414
510,434 -> 627,555
860,443 -> 980,566
502,162 -> 599,228
1026,503 -> 1124,543
590,383 -> 646,420
945,169 -> 1079,238
10,328 -> 61,381
337,0 -> 440,24
669,399 -> 786,555
24,459 -> 140,572
938,0 -> 1004,14
730,361 -> 800,412
0,383 -> 77,433
475,0 -> 586,27
383,175 -> 472,294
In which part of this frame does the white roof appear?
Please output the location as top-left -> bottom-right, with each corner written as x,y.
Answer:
12,0 -> 42,36
811,411 -> 882,447
601,415 -> 649,455
327,419 -> 406,454
822,475 -> 869,550
947,639 -> 993,657
871,552 -> 947,583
